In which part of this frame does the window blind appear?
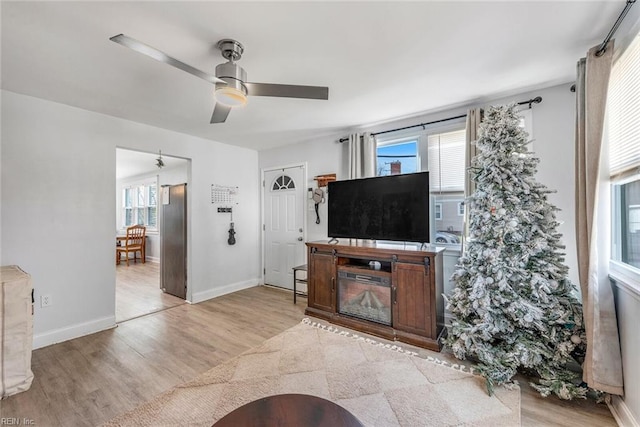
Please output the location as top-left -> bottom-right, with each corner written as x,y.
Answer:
608,32 -> 640,179
428,129 -> 466,192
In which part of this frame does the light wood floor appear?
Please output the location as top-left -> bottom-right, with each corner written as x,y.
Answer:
116,261 -> 183,322
0,286 -> 616,426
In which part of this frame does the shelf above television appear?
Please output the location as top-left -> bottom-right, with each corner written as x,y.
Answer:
314,173 -> 336,188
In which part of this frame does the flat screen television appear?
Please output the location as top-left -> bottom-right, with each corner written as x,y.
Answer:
327,172 -> 430,243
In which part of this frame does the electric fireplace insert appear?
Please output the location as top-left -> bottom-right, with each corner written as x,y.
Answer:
337,267 -> 392,326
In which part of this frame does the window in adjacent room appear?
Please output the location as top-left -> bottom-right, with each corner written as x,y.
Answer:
122,180 -> 158,230
609,30 -> 640,272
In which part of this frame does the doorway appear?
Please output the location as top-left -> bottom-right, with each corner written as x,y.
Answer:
263,164 -> 307,290
115,148 -> 189,322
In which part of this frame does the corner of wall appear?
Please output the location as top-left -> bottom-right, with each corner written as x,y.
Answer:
190,278 -> 260,304
609,395 -> 639,427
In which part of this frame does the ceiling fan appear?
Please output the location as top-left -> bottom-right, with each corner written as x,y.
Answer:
109,34 -> 329,123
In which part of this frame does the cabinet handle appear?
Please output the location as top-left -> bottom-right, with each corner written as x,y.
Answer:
392,286 -> 397,304
331,277 -> 335,292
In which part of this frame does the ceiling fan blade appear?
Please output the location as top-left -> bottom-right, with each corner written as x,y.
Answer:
210,103 -> 232,124
245,83 -> 329,100
109,34 -> 226,85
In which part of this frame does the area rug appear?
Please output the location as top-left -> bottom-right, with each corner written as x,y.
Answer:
104,319 -> 520,426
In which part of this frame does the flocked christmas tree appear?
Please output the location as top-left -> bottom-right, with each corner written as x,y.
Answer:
444,104 -> 588,400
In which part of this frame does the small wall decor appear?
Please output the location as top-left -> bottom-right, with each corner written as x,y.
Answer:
211,184 -> 239,204
314,173 -> 336,188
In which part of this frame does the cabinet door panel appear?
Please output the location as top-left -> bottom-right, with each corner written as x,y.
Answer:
392,262 -> 432,337
309,252 -> 335,312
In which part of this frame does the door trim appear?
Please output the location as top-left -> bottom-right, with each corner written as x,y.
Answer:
114,147 -> 192,308
261,162 -> 308,286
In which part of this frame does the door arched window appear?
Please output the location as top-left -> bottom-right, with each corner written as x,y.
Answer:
271,175 -> 296,191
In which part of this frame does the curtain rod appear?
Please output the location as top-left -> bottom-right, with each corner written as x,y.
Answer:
570,0 -> 636,92
338,96 -> 542,143
596,0 -> 636,57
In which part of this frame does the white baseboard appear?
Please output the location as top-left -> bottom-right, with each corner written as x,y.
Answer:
33,315 -> 116,350
609,395 -> 639,427
190,278 -> 260,304
145,256 -> 159,263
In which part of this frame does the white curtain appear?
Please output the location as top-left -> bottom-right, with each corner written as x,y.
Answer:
348,132 -> 376,179
575,43 -> 624,395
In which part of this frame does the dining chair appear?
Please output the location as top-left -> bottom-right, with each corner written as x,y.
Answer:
116,225 -> 146,266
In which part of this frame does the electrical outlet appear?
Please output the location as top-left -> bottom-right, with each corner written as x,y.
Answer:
41,294 -> 52,308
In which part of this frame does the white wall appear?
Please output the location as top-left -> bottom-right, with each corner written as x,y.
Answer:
1,90 -> 261,348
259,83 -> 579,286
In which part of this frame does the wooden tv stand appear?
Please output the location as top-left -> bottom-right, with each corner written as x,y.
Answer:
305,240 -> 445,351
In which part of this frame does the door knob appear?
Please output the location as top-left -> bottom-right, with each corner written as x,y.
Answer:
299,228 -> 303,232
297,237 -> 304,241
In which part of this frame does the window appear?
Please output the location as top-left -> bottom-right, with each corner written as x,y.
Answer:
376,139 -> 418,176
434,203 -> 442,220
429,129 -> 466,244
122,180 -> 157,230
428,130 -> 466,193
376,126 -> 466,246
629,204 -> 640,233
613,180 -> 640,269
272,175 -> 296,190
609,31 -> 640,272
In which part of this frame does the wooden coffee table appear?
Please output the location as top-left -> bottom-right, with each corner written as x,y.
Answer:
213,394 -> 364,427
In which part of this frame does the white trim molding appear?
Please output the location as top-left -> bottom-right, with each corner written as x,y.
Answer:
33,315 -> 116,350
610,260 -> 640,300
609,395 -> 639,427
190,278 -> 260,304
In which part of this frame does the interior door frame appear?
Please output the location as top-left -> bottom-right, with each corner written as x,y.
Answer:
114,147 -> 193,310
260,162 -> 308,285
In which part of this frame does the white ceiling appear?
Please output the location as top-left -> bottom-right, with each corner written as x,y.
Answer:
116,148 -> 188,180
1,1 -> 623,151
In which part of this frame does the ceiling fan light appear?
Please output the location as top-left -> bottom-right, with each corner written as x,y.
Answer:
215,87 -> 247,107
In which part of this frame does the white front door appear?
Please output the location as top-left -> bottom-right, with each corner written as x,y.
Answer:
264,166 -> 305,289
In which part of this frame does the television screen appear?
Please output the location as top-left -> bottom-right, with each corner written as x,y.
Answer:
327,172 -> 430,243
